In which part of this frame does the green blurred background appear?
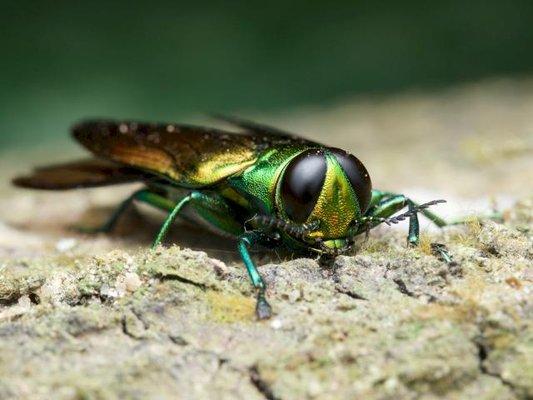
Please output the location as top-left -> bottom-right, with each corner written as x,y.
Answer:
2,0 -> 533,149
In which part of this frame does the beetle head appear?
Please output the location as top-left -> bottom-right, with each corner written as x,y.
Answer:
276,147 -> 372,245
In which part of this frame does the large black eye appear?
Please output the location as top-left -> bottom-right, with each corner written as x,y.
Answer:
330,148 -> 372,213
280,150 -> 327,223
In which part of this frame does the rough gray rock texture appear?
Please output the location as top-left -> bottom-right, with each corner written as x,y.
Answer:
0,79 -> 532,399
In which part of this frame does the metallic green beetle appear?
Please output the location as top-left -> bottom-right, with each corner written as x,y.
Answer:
13,116 -> 450,319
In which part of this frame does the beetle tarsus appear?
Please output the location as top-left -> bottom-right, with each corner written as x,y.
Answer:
407,236 -> 420,246
431,243 -> 455,265
256,292 -> 272,320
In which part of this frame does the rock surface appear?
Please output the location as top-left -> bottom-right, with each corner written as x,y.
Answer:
0,79 -> 532,399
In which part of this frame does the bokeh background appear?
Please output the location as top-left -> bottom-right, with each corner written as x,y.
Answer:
2,0 -> 533,149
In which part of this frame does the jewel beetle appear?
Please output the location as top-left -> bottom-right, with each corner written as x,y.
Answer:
13,116 -> 450,319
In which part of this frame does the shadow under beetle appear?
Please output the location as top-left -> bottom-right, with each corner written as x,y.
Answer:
14,116 -> 457,319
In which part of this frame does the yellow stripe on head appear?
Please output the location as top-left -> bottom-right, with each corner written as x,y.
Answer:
307,153 -> 360,239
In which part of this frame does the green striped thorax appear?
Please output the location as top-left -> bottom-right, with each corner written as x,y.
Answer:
274,147 -> 372,252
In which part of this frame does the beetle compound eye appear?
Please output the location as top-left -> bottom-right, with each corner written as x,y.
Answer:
330,148 -> 372,213
280,150 -> 327,223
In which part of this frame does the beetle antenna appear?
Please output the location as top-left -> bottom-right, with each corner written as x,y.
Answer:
363,199 -> 446,227
247,214 -> 319,240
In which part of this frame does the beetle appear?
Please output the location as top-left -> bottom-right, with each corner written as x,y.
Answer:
13,116 -> 451,319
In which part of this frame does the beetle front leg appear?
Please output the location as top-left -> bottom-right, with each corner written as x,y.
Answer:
238,233 -> 272,320
364,193 -> 423,245
364,191 -> 450,246
367,190 -> 501,230
364,190 -> 492,248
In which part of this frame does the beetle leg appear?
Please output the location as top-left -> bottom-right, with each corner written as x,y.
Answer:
364,191 -> 497,247
363,193 -> 426,245
152,194 -> 195,247
151,191 -> 242,247
431,243 -> 456,265
238,233 -> 272,320
406,199 -> 420,245
150,191 -> 275,320
75,188 -> 175,234
370,190 -> 503,227
364,193 -> 408,225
